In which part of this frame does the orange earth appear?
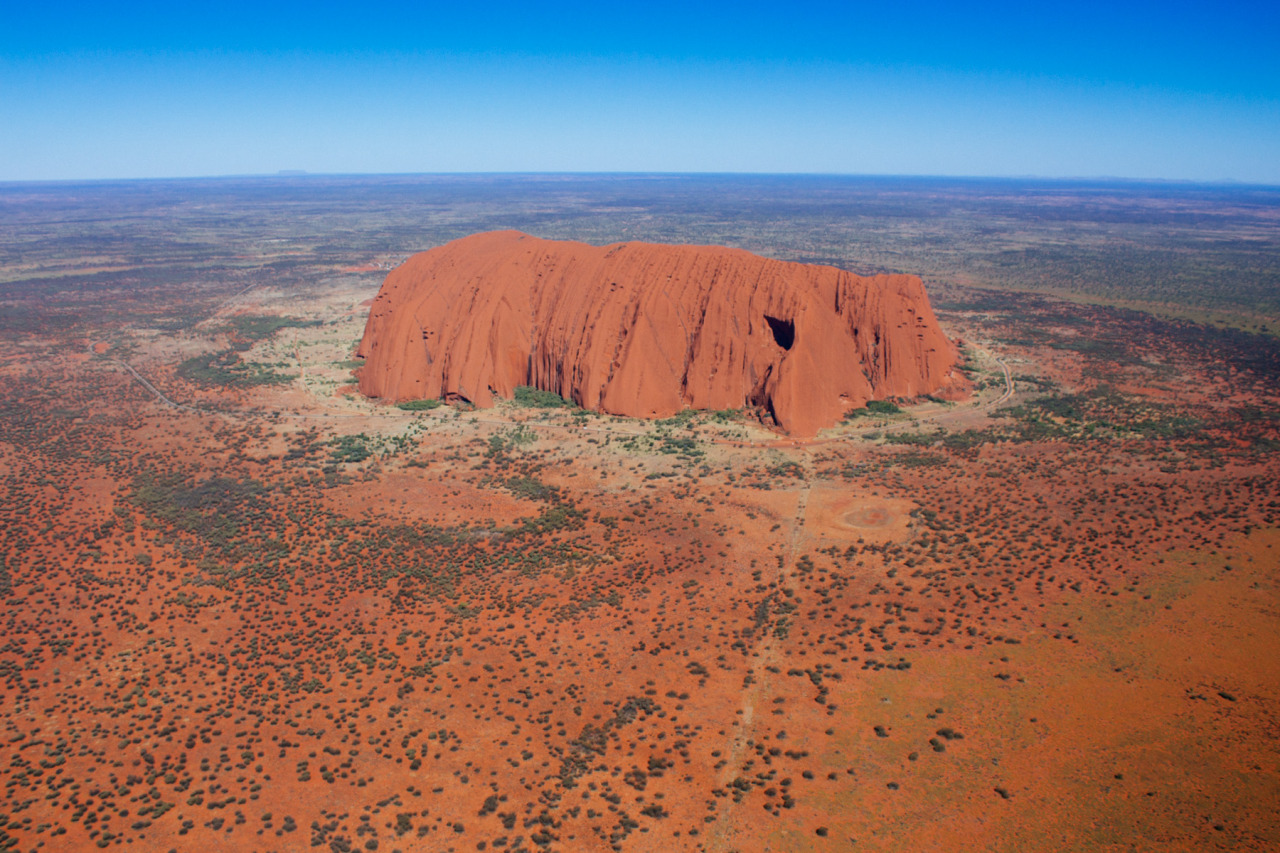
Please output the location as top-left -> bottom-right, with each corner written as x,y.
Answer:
1,240 -> 1278,853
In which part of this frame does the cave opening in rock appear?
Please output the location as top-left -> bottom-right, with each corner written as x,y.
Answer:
764,315 -> 795,351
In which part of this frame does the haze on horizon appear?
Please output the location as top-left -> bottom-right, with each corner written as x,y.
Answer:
2,0 -> 1277,184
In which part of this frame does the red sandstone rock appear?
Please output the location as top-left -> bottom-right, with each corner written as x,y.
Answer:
357,230 -> 967,436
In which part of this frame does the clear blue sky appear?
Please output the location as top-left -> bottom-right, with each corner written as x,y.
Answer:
2,1 -> 1277,182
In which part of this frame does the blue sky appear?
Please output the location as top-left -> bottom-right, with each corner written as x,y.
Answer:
2,1 -> 1277,182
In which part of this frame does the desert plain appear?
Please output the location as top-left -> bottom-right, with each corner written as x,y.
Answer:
0,175 -> 1277,852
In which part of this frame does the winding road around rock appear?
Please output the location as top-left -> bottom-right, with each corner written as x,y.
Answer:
105,357 -> 207,415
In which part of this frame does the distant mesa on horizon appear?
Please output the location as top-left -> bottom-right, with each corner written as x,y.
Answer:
357,230 -> 968,436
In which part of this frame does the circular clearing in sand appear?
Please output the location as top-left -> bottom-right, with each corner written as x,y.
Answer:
802,489 -> 913,544
844,506 -> 892,528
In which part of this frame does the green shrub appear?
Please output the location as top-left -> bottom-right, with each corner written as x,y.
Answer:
847,399 -> 902,419
513,386 -> 573,408
396,399 -> 441,411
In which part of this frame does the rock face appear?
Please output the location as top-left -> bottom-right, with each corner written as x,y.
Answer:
357,230 -> 967,436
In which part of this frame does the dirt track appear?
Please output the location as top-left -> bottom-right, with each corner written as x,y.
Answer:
100,337 -> 1015,451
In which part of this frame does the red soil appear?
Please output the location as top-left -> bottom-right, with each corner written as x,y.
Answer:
357,231 -> 968,436
4,267 -> 1278,853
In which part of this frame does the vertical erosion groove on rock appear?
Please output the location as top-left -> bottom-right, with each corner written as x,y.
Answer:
357,230 -> 969,436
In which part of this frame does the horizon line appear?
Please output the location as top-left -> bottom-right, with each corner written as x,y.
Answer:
2,170 -> 1276,191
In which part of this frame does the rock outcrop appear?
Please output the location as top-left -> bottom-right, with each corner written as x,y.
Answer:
357,230 -> 967,436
